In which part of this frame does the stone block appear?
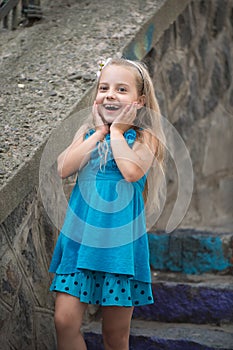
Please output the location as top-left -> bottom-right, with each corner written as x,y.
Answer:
198,34 -> 208,68
196,176 -> 233,232
187,77 -> 199,120
160,26 -> 172,59
0,225 -> 8,259
202,108 -> 233,176
196,184 -> 218,227
83,320 -> 233,350
212,0 -> 228,37
0,246 -> 22,307
134,273 -> 233,325
10,202 -> 54,308
199,0 -> 211,17
6,281 -> 35,350
229,88 -> 233,107
1,190 -> 36,243
204,60 -> 222,114
221,38 -> 232,92
148,230 -> 232,274
37,199 -> 59,265
168,62 -> 185,99
177,6 -> 192,48
0,303 -> 11,344
35,310 -> 56,350
217,178 -> 233,218
0,190 -> 56,348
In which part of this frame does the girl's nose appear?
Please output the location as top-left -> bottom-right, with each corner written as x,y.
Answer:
106,89 -> 116,99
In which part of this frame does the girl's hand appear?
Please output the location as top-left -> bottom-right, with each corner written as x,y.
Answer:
92,101 -> 109,138
110,102 -> 138,134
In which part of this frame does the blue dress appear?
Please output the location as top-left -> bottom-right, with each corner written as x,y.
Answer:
49,128 -> 154,306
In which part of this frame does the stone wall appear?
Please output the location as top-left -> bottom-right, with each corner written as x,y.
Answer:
0,189 -> 57,349
142,0 -> 233,231
0,0 -> 233,349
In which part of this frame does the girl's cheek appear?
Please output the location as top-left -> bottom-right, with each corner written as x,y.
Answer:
97,104 -> 103,116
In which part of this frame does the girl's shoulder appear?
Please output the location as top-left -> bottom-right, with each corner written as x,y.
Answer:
134,127 -> 158,153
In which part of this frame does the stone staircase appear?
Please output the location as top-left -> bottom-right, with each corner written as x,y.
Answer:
82,229 -> 233,349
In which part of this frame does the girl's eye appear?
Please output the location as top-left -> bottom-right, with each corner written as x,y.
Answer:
118,87 -> 127,92
99,85 -> 108,91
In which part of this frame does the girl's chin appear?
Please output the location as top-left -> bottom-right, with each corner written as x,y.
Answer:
98,106 -> 122,124
101,115 -> 116,124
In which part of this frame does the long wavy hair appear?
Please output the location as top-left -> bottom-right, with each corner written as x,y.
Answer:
75,58 -> 166,228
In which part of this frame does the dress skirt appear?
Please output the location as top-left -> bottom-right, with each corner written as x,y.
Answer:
50,269 -> 154,307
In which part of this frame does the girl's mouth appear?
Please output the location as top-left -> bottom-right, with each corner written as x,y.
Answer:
103,104 -> 121,111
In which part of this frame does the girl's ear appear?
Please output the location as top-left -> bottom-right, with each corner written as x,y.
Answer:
137,95 -> 146,109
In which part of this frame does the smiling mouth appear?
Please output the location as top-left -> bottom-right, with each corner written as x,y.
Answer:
103,104 -> 121,111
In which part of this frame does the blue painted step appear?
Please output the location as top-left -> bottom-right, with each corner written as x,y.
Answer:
148,230 -> 233,274
133,272 -> 233,325
83,320 -> 233,350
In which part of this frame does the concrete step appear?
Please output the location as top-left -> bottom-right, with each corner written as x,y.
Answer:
133,272 -> 233,325
82,320 -> 233,350
148,229 -> 233,274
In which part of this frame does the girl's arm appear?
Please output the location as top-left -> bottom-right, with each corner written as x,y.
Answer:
110,128 -> 157,182
57,128 -> 106,179
58,103 -> 109,179
109,103 -> 157,182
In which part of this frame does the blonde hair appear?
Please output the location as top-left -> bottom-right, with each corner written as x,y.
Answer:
78,58 -> 166,228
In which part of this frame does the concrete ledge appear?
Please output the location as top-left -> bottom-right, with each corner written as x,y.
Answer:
0,85 -> 93,224
133,273 -> 233,325
83,320 -> 233,350
0,0 -> 191,224
148,229 -> 233,274
123,0 -> 189,60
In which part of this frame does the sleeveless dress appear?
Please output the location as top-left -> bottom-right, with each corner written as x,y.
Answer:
49,128 -> 154,306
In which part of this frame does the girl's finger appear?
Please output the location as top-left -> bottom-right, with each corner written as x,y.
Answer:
92,101 -> 97,117
93,102 -> 102,126
120,103 -> 132,119
125,102 -> 137,121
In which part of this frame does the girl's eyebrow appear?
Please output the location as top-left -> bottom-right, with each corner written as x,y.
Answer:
99,81 -> 130,86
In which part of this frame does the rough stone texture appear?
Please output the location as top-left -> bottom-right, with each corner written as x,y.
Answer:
133,273 -> 233,325
202,108 -> 232,176
142,0 -> 233,232
148,230 -> 233,274
83,320 -> 233,350
0,189 -> 57,350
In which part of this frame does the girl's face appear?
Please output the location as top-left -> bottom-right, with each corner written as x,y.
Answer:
95,64 -> 144,124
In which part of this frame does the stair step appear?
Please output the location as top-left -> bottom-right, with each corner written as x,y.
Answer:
133,272 -> 233,325
82,320 -> 233,350
148,230 -> 233,274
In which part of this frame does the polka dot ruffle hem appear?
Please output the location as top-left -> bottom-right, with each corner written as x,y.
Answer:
50,269 -> 154,307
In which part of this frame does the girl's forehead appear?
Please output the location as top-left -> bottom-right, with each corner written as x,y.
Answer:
100,64 -> 136,82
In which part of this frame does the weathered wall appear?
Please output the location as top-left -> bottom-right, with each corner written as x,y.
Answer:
143,0 -> 233,231
0,189 -> 57,349
0,0 -> 233,349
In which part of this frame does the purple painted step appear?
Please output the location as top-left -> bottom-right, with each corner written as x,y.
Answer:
83,320 -> 233,350
133,272 -> 233,325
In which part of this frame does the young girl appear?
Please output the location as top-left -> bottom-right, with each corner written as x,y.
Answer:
49,58 -> 165,350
